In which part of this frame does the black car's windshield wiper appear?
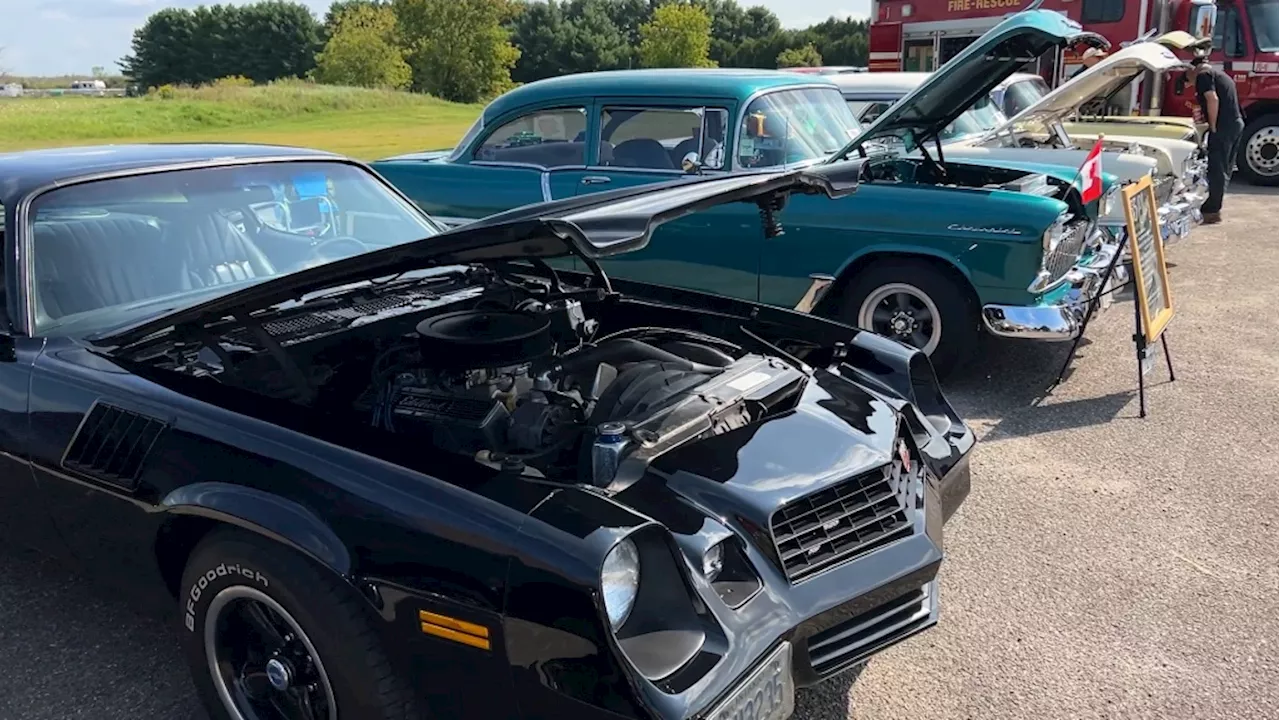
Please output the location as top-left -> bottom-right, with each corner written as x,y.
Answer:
286,266 -> 471,307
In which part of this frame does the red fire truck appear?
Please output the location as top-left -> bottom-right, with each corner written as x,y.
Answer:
868,0 -> 1279,184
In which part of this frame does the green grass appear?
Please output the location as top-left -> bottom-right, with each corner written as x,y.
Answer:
0,82 -> 483,160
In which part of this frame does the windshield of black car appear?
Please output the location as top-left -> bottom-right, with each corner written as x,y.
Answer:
736,88 -> 862,169
28,160 -> 437,336
1247,0 -> 1279,52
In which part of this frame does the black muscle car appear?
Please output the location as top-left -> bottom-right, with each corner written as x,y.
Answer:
0,144 -> 972,720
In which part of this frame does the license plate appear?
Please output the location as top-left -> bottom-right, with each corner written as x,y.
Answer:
706,642 -> 794,720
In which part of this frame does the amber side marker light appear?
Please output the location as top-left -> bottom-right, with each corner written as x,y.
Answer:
419,610 -> 491,651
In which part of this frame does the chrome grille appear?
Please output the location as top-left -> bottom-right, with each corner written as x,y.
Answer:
1043,220 -> 1089,282
805,584 -> 933,676
770,450 -> 917,584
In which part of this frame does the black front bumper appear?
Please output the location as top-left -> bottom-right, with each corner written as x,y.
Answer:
632,453 -> 968,720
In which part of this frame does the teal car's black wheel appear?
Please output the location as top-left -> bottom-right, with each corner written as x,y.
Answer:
840,259 -> 977,376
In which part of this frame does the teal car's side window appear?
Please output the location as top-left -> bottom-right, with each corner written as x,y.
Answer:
473,107 -> 588,168
597,106 -> 728,171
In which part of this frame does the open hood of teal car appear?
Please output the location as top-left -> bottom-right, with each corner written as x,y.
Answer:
831,7 -> 1107,161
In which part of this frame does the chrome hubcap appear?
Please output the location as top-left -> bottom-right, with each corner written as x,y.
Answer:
205,586 -> 337,720
1245,125 -> 1278,176
858,283 -> 942,355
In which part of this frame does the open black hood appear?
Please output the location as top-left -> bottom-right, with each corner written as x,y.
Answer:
96,160 -> 864,348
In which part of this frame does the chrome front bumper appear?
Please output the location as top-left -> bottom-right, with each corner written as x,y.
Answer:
1155,161 -> 1210,246
981,240 -> 1127,341
1102,167 -> 1209,250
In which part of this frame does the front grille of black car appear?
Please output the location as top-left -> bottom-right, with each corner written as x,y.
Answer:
1044,220 -> 1089,282
769,448 -> 918,584
804,584 -> 933,677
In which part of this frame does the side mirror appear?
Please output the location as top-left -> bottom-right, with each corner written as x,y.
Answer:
681,152 -> 702,174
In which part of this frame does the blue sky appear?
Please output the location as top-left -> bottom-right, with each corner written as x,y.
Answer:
0,0 -> 870,76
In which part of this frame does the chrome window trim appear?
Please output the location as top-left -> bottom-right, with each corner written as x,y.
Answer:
578,165 -> 731,177
470,160 -> 587,172
731,84 -> 858,172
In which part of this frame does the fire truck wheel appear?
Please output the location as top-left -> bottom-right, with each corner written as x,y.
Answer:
1237,114 -> 1278,186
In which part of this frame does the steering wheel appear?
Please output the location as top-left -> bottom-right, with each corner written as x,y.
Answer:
311,236 -> 370,261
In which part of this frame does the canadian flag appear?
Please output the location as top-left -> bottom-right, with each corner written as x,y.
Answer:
1075,138 -> 1105,205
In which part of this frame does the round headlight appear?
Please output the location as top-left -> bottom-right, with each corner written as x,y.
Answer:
601,539 -> 640,630
702,543 -> 724,582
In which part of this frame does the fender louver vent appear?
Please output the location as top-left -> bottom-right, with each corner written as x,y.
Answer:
62,403 -> 167,489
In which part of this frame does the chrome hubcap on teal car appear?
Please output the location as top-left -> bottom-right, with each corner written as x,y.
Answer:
858,283 -> 942,355
1245,125 -> 1278,177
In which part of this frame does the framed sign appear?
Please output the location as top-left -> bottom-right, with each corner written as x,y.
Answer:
1124,175 -> 1175,344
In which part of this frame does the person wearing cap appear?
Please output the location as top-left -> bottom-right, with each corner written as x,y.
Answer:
1070,47 -> 1108,79
1185,54 -> 1245,224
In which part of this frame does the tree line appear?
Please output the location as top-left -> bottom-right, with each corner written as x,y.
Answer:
120,0 -> 869,104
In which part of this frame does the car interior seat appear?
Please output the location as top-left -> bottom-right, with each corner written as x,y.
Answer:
166,210 -> 277,290
610,139 -> 675,170
32,215 -> 175,323
669,137 -> 700,167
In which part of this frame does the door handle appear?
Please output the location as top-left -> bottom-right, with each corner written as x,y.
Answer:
581,176 -> 612,185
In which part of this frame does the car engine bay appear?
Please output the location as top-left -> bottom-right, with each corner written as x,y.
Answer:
145,265 -> 809,488
866,158 -> 1071,201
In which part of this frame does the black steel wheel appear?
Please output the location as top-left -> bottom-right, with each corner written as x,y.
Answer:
205,586 -> 336,720
178,529 -> 422,720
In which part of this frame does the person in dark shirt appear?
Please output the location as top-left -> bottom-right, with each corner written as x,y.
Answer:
1185,55 -> 1245,223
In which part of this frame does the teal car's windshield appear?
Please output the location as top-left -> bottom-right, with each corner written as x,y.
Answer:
29,160 -> 438,336
1247,0 -> 1279,52
939,95 -> 1008,142
737,88 -> 862,169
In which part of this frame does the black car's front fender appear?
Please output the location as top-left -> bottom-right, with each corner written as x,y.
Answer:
160,482 -> 353,578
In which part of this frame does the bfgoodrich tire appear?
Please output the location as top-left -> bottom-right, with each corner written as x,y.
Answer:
1237,114 -> 1279,186
839,259 -> 978,377
178,529 -> 421,720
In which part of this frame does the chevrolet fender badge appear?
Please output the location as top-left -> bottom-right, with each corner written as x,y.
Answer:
947,223 -> 1022,235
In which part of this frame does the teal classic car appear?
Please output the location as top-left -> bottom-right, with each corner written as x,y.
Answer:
373,9 -> 1119,374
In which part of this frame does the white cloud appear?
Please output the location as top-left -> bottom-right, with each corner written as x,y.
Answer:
0,0 -> 872,76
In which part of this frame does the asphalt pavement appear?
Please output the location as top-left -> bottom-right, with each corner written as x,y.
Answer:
0,183 -> 1274,720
